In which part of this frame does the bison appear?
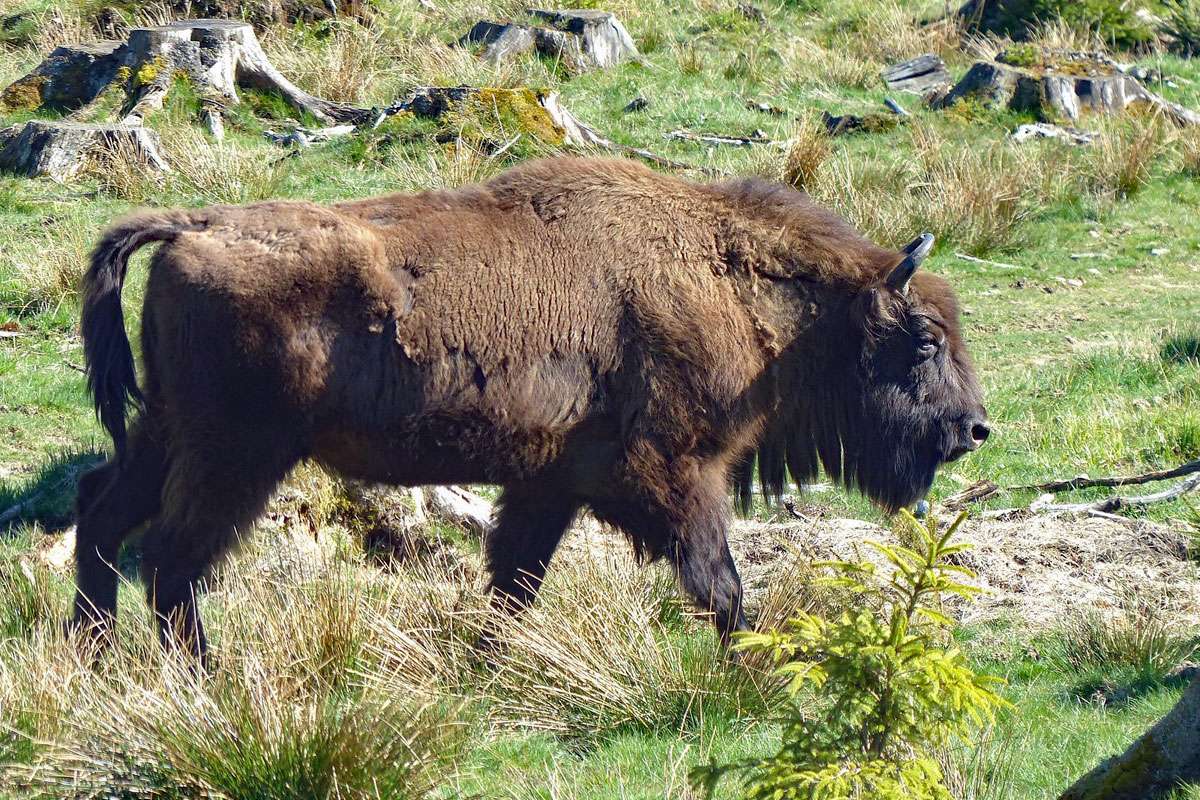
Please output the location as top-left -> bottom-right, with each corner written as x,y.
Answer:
73,156 -> 988,659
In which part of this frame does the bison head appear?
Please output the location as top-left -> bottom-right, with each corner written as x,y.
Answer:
736,233 -> 989,515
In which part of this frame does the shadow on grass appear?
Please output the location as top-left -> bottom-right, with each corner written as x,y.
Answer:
1064,666 -> 1198,710
0,449 -> 105,534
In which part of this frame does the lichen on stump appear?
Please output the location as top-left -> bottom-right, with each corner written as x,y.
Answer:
0,41 -> 126,112
1,19 -> 374,128
935,50 -> 1200,126
396,86 -> 568,148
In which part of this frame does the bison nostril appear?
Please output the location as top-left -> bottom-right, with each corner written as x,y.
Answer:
970,422 -> 990,445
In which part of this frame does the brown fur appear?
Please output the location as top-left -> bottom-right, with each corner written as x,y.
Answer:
73,156 -> 986,656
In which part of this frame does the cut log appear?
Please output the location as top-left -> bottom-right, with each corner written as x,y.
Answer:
881,53 -> 951,95
0,40 -> 127,113
936,51 -> 1200,126
0,120 -> 168,180
1060,676 -> 1200,800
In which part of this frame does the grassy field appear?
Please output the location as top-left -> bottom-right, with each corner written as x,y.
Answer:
1,0 -> 1200,797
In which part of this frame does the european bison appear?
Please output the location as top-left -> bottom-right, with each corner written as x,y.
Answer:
74,156 -> 987,658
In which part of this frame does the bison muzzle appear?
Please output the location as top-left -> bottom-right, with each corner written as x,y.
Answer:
72,156 -> 987,659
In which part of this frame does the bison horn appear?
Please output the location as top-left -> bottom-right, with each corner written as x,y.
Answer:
886,233 -> 935,293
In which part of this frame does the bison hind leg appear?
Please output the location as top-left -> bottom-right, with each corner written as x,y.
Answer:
71,418 -> 167,648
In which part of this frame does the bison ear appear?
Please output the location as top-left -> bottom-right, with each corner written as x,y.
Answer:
885,233 -> 935,293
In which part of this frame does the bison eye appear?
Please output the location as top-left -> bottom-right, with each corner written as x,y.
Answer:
916,337 -> 939,360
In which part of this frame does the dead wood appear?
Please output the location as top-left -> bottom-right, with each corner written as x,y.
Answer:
1014,458 -> 1200,493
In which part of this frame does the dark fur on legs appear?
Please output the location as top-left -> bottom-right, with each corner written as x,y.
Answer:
476,483 -> 581,655
71,420 -> 166,647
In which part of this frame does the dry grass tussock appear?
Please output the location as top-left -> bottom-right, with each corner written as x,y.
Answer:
1084,113 -> 1170,200
831,1 -> 962,65
1049,587 -> 1199,676
1177,127 -> 1200,177
388,36 -> 560,91
753,124 -> 1052,253
263,21 -> 401,106
0,542 -> 462,798
464,545 -> 775,738
94,128 -> 285,205
0,212 -> 97,313
776,35 -> 879,91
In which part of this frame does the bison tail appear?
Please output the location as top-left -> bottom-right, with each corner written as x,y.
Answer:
82,210 -> 204,456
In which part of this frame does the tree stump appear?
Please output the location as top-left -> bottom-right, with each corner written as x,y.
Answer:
0,120 -> 168,180
881,54 -> 951,95
935,50 -> 1200,126
0,41 -> 126,113
1060,676 -> 1200,800
527,9 -> 638,70
460,8 -> 637,73
460,21 -> 585,71
119,19 -> 372,127
2,19 -> 373,128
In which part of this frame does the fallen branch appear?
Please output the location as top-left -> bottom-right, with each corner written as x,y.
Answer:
941,479 -> 999,510
984,472 -> 1200,519
665,128 -> 773,147
955,252 -> 1020,270
1013,458 -> 1200,493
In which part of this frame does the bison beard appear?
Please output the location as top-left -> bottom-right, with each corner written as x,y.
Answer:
71,157 -> 986,659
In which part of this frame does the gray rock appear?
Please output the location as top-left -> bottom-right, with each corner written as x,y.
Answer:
881,53 -> 951,95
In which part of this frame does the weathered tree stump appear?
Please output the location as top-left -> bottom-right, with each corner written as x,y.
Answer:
527,9 -> 637,69
460,21 -> 585,71
119,19 -> 371,127
0,41 -> 126,113
935,50 -> 1200,126
1060,676 -> 1200,800
2,19 -> 373,127
881,53 -> 951,95
0,18 -> 376,178
460,8 -> 637,73
0,120 -> 168,180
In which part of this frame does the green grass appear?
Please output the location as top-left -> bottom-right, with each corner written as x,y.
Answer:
2,0 -> 1200,797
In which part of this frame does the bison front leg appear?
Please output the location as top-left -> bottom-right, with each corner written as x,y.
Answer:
668,497 -> 749,648
594,468 -> 750,648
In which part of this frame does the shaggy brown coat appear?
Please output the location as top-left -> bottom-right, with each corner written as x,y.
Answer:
74,156 -> 987,656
